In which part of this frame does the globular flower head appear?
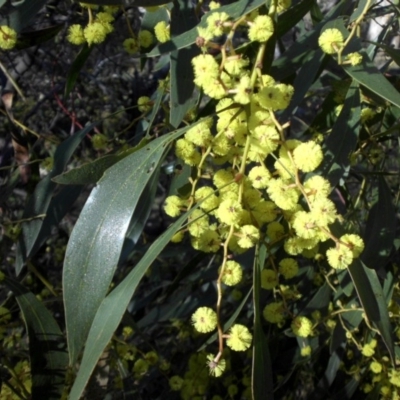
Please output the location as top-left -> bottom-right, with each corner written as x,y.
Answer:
261,268 -> 279,290
340,234 -> 364,258
326,245 -> 353,269
191,307 -> 218,333
291,316 -> 313,337
278,258 -> 299,279
292,141 -> 323,172
195,186 -> 220,212
139,30 -> 154,48
84,21 -> 108,45
164,195 -> 184,217
206,12 -> 230,37
347,52 -> 363,66
267,221 -> 285,241
185,121 -> 213,147
220,260 -> 242,286
237,225 -> 260,249
123,37 -> 139,54
233,75 -> 252,104
292,211 -> 319,239
137,96 -> 152,113
226,324 -> 252,351
169,375 -> 184,390
154,21 -> 170,43
248,166 -> 271,189
263,301 -> 285,324
267,178 -> 300,211
318,28 -> 344,54
216,199 -> 243,226
0,25 -> 17,50
248,15 -> 274,42
207,354 -> 226,377
301,345 -> 312,357
67,24 -> 85,45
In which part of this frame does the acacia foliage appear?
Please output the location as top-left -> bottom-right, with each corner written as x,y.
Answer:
1,0 -> 400,399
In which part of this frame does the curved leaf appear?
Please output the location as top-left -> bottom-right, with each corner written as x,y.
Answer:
65,44 -> 92,98
318,81 -> 360,187
348,260 -> 395,365
361,176 -> 396,269
16,124 -> 94,274
16,25 -> 64,50
4,278 -> 68,400
52,144 -> 147,185
63,133 -> 177,365
67,204 -> 198,400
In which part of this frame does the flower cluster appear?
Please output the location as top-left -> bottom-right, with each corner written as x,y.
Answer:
67,4 -> 118,46
163,6 -> 365,380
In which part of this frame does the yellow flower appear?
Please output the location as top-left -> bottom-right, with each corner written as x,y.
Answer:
291,316 -> 313,337
0,25 -> 17,50
292,141 -> 323,172
278,258 -> 299,279
191,307 -> 217,333
216,199 -> 243,226
248,15 -> 274,42
261,269 -> 279,290
318,28 -> 344,54
220,260 -> 242,286
207,354 -> 226,377
347,52 -> 362,66
123,37 -> 139,54
326,245 -> 353,269
154,21 -> 170,43
164,195 -> 183,217
67,24 -> 85,45
340,234 -> 364,258
84,21 -> 107,45
226,324 -> 252,351
263,302 -> 285,324
139,30 -> 154,48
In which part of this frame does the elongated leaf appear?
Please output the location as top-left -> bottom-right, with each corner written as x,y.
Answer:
16,124 -> 94,275
52,144 -> 148,185
65,44 -> 92,98
67,203 -> 198,400
252,244 -> 274,400
16,25 -> 64,50
118,166 -> 160,264
361,176 -> 396,269
169,0 -> 198,128
316,345 -> 344,394
27,185 -> 82,259
4,278 -> 68,400
0,0 -> 47,32
348,260 -> 395,364
318,82 -> 360,188
147,0 -> 266,57
63,133 -> 177,365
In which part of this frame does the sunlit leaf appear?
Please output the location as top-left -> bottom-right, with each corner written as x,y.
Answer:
68,203 -> 199,400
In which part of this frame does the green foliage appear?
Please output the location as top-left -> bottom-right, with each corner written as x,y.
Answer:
1,0 -> 400,399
